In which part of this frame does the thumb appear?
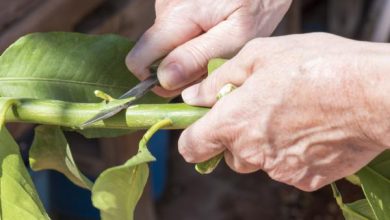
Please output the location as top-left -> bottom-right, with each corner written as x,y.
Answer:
126,18 -> 202,81
181,55 -> 252,107
157,20 -> 252,91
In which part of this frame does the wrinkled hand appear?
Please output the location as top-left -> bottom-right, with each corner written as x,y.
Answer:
126,0 -> 291,97
179,33 -> 390,191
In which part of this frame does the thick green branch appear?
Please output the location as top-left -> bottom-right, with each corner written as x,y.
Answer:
2,98 -> 208,130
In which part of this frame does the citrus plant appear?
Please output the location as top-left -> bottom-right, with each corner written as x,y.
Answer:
0,32 -> 388,220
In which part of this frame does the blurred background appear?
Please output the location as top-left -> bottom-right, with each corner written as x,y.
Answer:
1,0 -> 389,219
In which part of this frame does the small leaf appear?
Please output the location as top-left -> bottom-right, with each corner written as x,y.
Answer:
195,59 -> 230,174
0,127 -> 49,219
195,153 -> 223,174
357,152 -> 390,220
92,118 -> 172,220
29,125 -> 93,190
331,183 -> 374,220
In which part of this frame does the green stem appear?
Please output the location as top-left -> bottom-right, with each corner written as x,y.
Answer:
2,98 -> 208,130
139,118 -> 173,151
0,99 -> 19,129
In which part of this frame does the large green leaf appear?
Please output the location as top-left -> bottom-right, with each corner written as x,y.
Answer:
0,32 -> 163,103
0,32 -> 168,138
357,150 -> 390,220
0,127 -> 49,219
29,125 -> 93,190
92,119 -> 172,220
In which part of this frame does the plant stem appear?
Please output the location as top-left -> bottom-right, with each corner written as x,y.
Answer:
2,98 -> 208,130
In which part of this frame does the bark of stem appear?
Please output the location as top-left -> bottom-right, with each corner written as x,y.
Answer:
2,98 -> 208,130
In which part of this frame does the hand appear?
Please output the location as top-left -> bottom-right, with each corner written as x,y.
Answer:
178,33 -> 390,191
126,0 -> 292,97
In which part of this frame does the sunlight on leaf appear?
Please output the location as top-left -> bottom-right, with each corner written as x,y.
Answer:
92,118 -> 172,220
357,151 -> 390,220
0,127 -> 49,219
0,32 -> 168,138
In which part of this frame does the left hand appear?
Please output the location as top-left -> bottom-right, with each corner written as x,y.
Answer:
178,33 -> 390,191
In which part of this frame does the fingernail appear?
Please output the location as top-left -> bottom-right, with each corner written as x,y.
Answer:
182,84 -> 200,105
159,62 -> 186,90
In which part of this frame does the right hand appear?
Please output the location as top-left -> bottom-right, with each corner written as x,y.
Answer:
179,33 -> 390,191
126,0 -> 292,97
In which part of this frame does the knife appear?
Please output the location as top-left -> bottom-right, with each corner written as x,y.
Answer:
80,74 -> 159,128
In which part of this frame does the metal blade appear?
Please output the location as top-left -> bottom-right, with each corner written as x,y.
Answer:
80,102 -> 131,128
119,74 -> 159,99
80,74 -> 159,128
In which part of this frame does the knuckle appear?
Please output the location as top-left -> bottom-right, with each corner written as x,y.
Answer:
181,44 -> 210,69
225,155 -> 257,174
198,75 -> 220,102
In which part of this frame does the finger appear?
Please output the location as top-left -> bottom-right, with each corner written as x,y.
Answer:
158,19 -> 253,91
181,55 -> 253,107
178,104 -> 226,163
126,18 -> 202,81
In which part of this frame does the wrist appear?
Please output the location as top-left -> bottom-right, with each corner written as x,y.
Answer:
354,41 -> 390,150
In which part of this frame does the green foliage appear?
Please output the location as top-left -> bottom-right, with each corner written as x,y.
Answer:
332,151 -> 390,220
0,32 -> 388,220
29,125 -> 93,190
0,127 -> 50,219
0,32 -> 168,138
0,99 -> 49,219
332,183 -> 375,220
0,32 -> 162,103
92,118 -> 172,220
357,151 -> 390,219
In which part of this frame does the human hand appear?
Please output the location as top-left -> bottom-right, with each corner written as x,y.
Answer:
126,0 -> 292,97
178,33 -> 390,191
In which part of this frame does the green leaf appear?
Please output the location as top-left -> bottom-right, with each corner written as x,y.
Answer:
92,118 -> 172,220
343,200 -> 376,220
345,174 -> 361,186
0,32 -> 169,138
0,32 -> 164,104
366,150 -> 390,179
331,183 -> 374,220
0,127 -> 49,219
29,125 -> 93,190
357,150 -> 390,220
195,58 -> 229,174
